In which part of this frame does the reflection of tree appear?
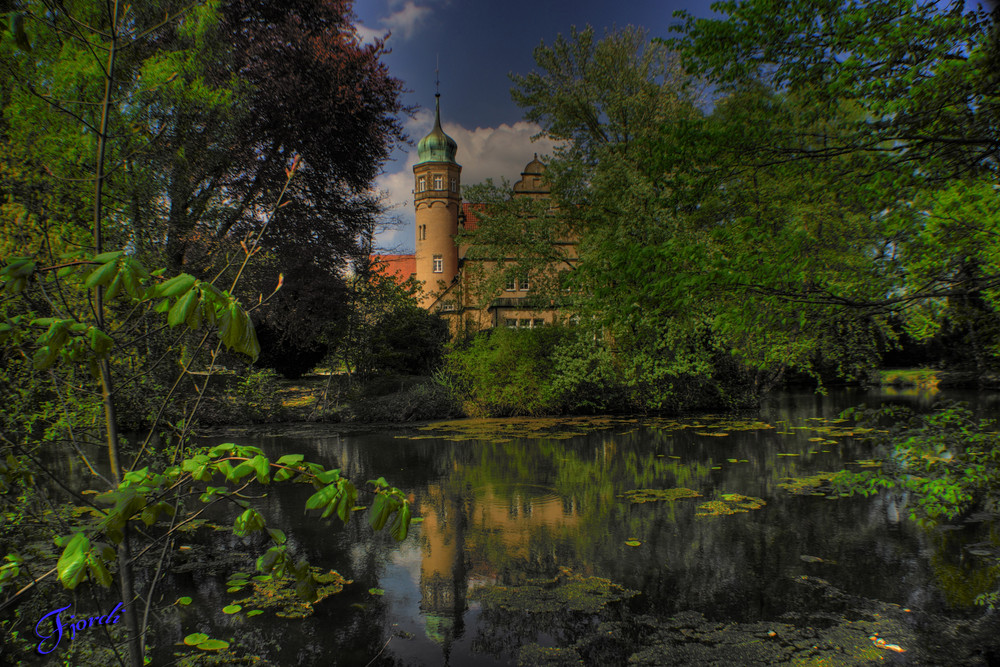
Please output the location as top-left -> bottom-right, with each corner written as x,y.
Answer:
183,409 -> 991,662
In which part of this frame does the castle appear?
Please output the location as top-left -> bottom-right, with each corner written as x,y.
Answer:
375,93 -> 575,333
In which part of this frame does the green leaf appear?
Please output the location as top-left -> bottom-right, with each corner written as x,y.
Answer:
369,493 -> 391,531
168,289 -> 199,328
368,587 -> 385,596
176,597 -> 192,606
222,605 -> 241,614
246,610 -> 264,617
233,508 -> 265,537
197,639 -> 230,651
315,469 -> 341,484
305,484 -> 339,512
56,533 -> 90,590
85,259 -> 119,289
389,502 -> 411,542
86,554 -> 113,588
266,528 -> 286,545
276,454 -> 304,466
184,633 -> 209,646
251,455 -> 270,484
157,273 -> 197,298
93,251 -> 124,264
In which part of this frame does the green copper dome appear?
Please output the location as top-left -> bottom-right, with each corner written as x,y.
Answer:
417,94 -> 458,165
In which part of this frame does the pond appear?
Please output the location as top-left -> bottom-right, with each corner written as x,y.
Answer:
158,387 -> 1000,666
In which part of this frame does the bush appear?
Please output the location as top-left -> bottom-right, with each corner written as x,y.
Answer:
443,327 -> 567,416
441,323 -> 775,417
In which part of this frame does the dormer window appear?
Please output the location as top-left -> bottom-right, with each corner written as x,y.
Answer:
434,175 -> 444,190
418,177 -> 426,192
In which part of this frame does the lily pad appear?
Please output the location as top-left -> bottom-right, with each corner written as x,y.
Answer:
222,605 -> 241,614
246,610 -> 264,618
368,587 -> 385,596
625,540 -> 642,547
197,639 -> 230,651
184,633 -> 209,646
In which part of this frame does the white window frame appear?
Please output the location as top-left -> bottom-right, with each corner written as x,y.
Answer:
450,177 -> 457,193
418,176 -> 426,192
433,255 -> 443,273
434,175 -> 444,190
505,278 -> 516,292
519,278 -> 530,292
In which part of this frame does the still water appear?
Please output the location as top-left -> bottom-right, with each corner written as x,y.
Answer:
159,388 -> 1000,665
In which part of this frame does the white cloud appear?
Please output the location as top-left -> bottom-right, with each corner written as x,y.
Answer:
382,1 -> 432,41
373,112 -> 561,252
353,23 -> 385,44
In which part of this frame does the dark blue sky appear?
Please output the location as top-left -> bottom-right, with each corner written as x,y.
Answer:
354,0 -> 713,129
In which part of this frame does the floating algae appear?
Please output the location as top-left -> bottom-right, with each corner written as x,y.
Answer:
777,471 -> 843,496
230,569 -> 350,619
695,493 -> 766,517
618,488 -> 701,504
470,569 -> 638,614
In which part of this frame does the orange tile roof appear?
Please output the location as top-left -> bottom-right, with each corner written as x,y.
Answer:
370,254 -> 415,284
461,202 -> 486,230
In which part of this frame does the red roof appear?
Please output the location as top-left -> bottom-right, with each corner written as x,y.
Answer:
370,254 -> 415,284
461,202 -> 486,231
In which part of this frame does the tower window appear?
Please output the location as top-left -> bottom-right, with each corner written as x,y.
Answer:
433,255 -> 443,273
434,175 -> 444,190
450,178 -> 457,192
418,225 -> 426,241
418,177 -> 426,192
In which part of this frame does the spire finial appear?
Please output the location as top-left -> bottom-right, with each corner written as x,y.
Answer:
435,54 -> 440,97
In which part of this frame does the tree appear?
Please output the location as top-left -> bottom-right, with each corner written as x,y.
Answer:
671,0 -> 1000,327
0,0 -> 409,358
0,3 -> 411,665
494,26 -> 883,403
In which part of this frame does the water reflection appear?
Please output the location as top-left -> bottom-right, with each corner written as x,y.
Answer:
166,389 -> 998,666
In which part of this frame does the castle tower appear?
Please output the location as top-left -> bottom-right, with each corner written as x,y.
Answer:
413,93 -> 461,309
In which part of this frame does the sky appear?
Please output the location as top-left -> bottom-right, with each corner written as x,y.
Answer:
351,0 -> 719,253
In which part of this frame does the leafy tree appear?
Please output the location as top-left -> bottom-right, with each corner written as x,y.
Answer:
476,26 -> 885,406
671,0 -> 1000,369
330,257 -> 450,382
0,4 -> 411,665
0,0 -> 409,358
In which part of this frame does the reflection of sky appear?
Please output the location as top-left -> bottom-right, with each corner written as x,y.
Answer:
172,389 -> 1000,664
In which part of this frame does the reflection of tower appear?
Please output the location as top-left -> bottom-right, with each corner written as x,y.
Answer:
413,93 -> 461,308
419,485 -> 468,662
